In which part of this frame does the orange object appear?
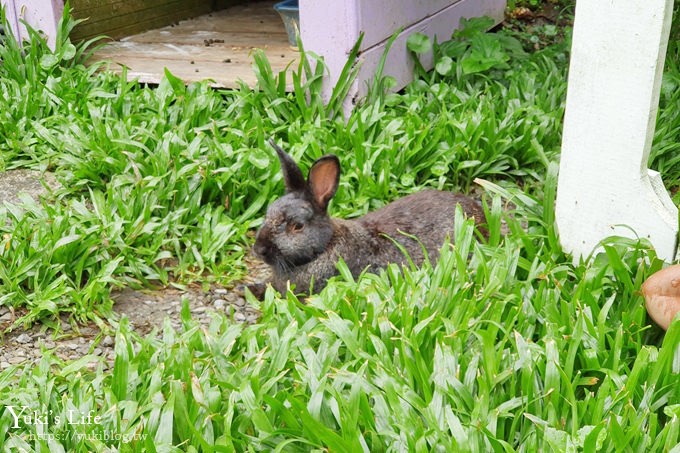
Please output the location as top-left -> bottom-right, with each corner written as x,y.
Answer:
641,264 -> 680,330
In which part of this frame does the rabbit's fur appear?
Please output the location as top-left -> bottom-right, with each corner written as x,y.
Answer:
252,140 -> 485,295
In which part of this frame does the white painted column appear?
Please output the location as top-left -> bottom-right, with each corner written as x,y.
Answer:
1,0 -> 63,50
555,0 -> 678,262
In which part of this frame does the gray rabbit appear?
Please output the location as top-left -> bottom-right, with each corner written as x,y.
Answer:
251,140 -> 485,296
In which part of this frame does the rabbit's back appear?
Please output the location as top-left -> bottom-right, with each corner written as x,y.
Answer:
359,190 -> 484,264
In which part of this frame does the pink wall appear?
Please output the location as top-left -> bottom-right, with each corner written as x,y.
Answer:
1,0 -> 64,49
300,0 -> 507,112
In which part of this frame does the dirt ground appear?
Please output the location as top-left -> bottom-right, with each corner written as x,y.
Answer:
0,270 -> 269,370
0,283 -> 263,368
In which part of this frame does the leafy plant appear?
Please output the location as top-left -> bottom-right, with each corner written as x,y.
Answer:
508,0 -> 543,9
408,17 -> 528,78
651,40 -> 680,203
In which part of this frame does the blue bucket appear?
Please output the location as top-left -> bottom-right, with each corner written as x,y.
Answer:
274,0 -> 300,47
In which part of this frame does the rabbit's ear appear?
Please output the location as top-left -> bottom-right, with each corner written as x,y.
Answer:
308,155 -> 340,211
270,139 -> 306,192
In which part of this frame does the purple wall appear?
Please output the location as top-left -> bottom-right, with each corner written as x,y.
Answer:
300,0 -> 507,112
1,0 -> 64,49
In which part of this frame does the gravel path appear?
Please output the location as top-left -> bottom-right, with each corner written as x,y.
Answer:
0,257 -> 271,370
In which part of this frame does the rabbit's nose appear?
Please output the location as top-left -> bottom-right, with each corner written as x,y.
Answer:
253,231 -> 272,258
253,241 -> 268,258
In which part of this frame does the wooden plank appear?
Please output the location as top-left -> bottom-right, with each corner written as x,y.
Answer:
95,42 -> 294,64
73,0 -> 212,26
95,47 -> 295,89
69,0 -> 247,41
75,1 -> 286,42
91,2 -> 289,58
75,0 -> 243,13
73,0 -> 199,17
88,1 -> 297,90
555,0 -> 678,262
72,0 -> 273,33
73,6 -> 212,41
119,31 -> 288,47
170,3 -> 290,34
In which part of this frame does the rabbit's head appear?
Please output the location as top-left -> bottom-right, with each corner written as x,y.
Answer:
254,140 -> 340,272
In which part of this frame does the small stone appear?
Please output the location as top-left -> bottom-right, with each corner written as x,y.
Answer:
8,356 -> 26,364
93,348 -> 102,356
82,327 -> 98,336
226,293 -> 246,307
62,322 -> 72,332
68,343 -> 79,351
101,336 -> 113,347
15,333 -> 31,344
193,305 -> 207,314
213,299 -> 226,310
233,297 -> 246,307
233,312 -> 246,322
43,341 -> 56,349
0,361 -> 10,369
213,288 -> 228,295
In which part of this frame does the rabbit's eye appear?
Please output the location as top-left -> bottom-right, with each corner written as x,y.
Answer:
289,221 -> 304,232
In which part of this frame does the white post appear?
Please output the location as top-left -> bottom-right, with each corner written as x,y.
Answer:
555,0 -> 678,262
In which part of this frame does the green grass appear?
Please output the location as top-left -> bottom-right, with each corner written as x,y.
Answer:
0,3 -> 679,451
652,37 -> 680,202
0,11 -> 569,326
1,185 -> 678,450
